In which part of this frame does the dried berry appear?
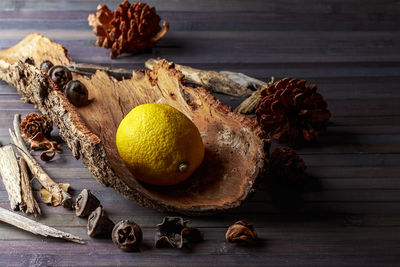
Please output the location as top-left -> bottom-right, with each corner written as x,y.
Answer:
88,0 -> 169,58
155,217 -> 203,248
48,65 -> 72,89
64,80 -> 90,107
112,220 -> 143,252
20,113 -> 53,140
226,220 -> 257,245
23,57 -> 35,65
255,78 -> 331,145
87,206 -> 115,237
40,60 -> 54,73
75,189 -> 100,217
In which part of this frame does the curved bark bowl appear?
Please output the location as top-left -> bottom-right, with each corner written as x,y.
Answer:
0,34 -> 269,215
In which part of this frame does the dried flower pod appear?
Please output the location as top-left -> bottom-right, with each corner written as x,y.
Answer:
155,217 -> 203,248
20,113 -> 53,140
270,147 -> 306,185
112,220 -> 143,252
75,189 -> 101,217
226,220 -> 257,245
87,206 -> 115,237
255,78 -> 331,145
88,0 -> 169,58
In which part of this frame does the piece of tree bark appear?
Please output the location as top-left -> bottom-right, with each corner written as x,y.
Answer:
18,157 -> 41,216
9,114 -> 72,208
145,58 -> 265,97
0,145 -> 22,211
0,207 -> 84,244
0,33 -> 269,215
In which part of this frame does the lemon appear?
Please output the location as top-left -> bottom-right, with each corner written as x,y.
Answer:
116,103 -> 205,185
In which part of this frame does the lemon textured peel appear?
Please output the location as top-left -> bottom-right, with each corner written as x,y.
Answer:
116,103 -> 205,186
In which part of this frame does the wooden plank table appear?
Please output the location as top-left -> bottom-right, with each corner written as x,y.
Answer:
0,0 -> 399,266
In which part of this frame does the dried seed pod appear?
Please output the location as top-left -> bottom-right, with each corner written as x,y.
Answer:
88,0 -> 169,58
20,113 -> 53,140
155,217 -> 203,248
226,220 -> 257,245
255,78 -> 331,145
75,189 -> 101,217
23,57 -> 35,65
40,60 -> 54,73
112,220 -> 143,252
87,206 -> 115,237
48,65 -> 72,89
270,147 -> 306,185
64,80 -> 90,107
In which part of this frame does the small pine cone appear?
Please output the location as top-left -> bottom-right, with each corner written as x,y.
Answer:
255,78 -> 331,145
88,0 -> 169,58
20,113 -> 53,140
269,147 -> 306,185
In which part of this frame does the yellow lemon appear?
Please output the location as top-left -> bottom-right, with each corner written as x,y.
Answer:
116,103 -> 205,185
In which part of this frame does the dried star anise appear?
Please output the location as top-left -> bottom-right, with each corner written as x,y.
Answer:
269,147 -> 306,185
225,220 -> 257,245
155,217 -> 203,249
20,113 -> 53,140
88,0 -> 169,58
255,78 -> 331,145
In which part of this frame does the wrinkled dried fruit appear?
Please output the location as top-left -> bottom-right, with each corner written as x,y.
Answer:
112,220 -> 143,252
40,182 -> 70,206
48,65 -> 72,89
88,0 -> 169,58
155,217 -> 203,248
255,77 -> 331,145
75,189 -> 100,217
87,206 -> 115,237
64,80 -> 90,107
226,220 -> 257,245
40,60 -> 54,73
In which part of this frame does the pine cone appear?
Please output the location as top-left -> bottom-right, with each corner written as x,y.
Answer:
20,113 -> 53,140
88,1 -> 169,58
269,147 -> 306,185
255,78 -> 331,145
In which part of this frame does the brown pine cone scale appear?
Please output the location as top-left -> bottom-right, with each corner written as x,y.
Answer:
256,78 -> 331,145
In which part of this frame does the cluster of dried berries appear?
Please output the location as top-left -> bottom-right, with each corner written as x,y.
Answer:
40,61 -> 91,107
225,220 -> 257,245
255,77 -> 331,145
155,217 -> 203,249
269,147 -> 307,185
20,113 -> 61,161
88,0 -> 169,58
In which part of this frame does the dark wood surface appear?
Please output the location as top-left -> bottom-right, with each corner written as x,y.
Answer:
1,0 -> 399,266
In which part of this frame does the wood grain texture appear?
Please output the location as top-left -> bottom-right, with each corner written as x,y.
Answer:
0,0 -> 399,266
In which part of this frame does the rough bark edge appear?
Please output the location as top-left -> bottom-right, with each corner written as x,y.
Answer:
0,36 -> 269,215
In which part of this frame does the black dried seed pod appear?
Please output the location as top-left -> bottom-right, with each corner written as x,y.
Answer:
48,65 -> 72,89
64,80 -> 90,107
75,189 -> 100,217
112,220 -> 143,252
87,206 -> 115,237
40,60 -> 54,73
23,57 -> 35,65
